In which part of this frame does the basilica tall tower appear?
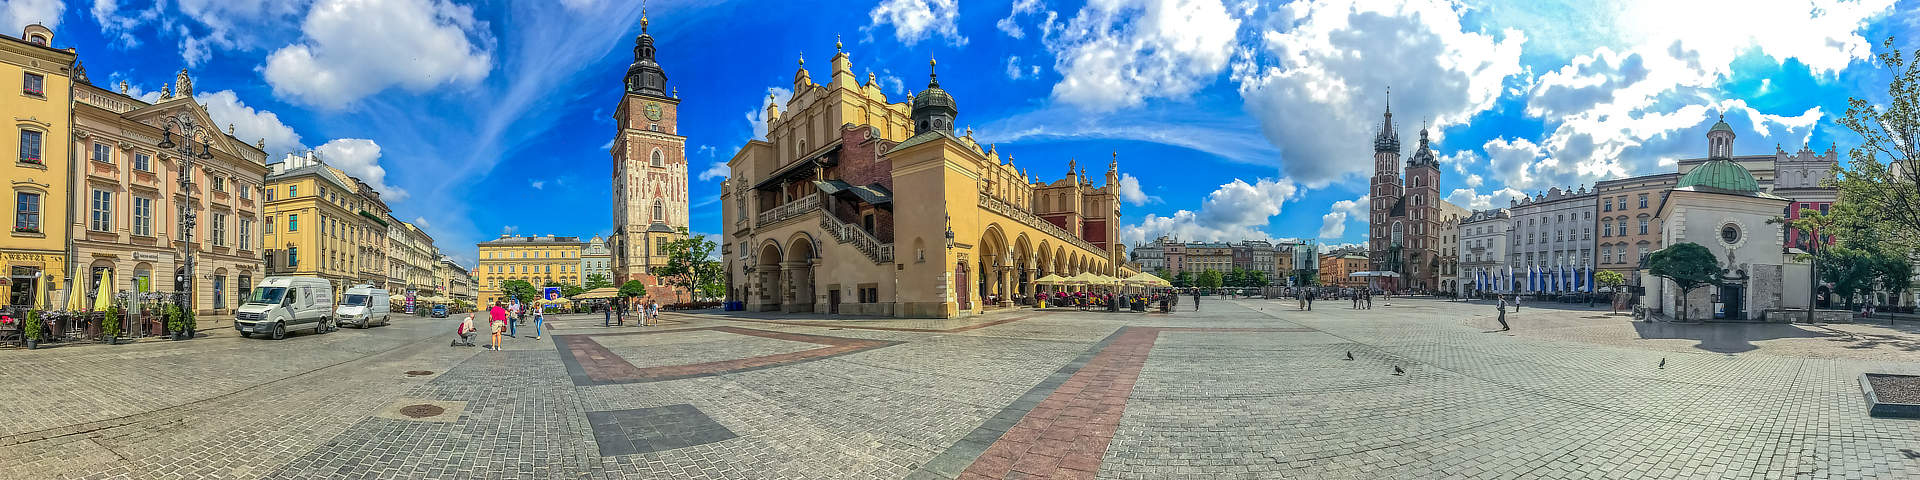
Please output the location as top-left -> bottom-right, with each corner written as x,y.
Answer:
1367,96 -> 1402,278
610,12 -> 689,283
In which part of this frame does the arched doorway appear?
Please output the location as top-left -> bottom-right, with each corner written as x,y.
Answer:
784,236 -> 816,313
755,243 -> 784,312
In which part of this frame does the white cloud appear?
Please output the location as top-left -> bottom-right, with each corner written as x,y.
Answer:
745,86 -> 794,140
263,0 -> 493,109
501,225 -> 516,234
197,90 -> 304,159
412,216 -> 431,229
0,0 -> 63,33
1116,173 -> 1157,205
89,0 -> 158,47
1006,56 -> 1025,80
1233,0 -> 1525,187
1445,187 -> 1527,210
1047,0 -> 1241,112
1509,0 -> 1893,184
697,161 -> 729,181
1464,173 -> 1483,188
1317,195 -> 1368,239
314,138 -> 410,201
866,0 -> 966,46
996,0 -> 1044,39
90,0 -> 304,66
1121,177 -> 1296,244
529,180 -> 545,190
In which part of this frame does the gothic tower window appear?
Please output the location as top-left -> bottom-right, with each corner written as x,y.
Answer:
653,200 -> 664,221
650,149 -> 664,167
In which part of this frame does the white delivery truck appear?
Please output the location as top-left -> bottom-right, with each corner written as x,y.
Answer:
336,285 -> 392,328
235,276 -> 336,340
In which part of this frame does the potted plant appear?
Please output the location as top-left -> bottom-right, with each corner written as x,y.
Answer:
102,305 -> 122,345
181,306 -> 197,339
164,304 -> 186,340
22,310 -> 42,349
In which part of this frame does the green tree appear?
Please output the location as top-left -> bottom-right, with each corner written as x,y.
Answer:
1647,242 -> 1720,321
500,279 -> 538,307
1245,270 -> 1268,288
1197,270 -> 1224,291
1171,271 -> 1193,289
694,260 -> 725,302
1836,37 -> 1920,252
582,273 -> 614,291
1595,270 -> 1626,314
619,279 -> 647,300
1153,268 -> 1172,283
654,227 -> 719,304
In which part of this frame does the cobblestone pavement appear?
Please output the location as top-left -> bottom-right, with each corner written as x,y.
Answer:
4,299 -> 1919,479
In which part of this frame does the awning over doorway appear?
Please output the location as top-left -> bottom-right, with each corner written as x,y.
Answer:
812,180 -> 893,206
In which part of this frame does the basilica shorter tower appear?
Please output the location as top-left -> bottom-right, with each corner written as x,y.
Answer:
609,12 -> 689,287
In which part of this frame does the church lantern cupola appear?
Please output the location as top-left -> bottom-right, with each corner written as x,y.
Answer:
1408,126 -> 1438,168
911,57 -> 957,135
625,10 -> 669,98
1707,114 -> 1735,160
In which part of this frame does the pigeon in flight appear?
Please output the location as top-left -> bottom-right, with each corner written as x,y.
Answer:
1658,358 -> 1666,369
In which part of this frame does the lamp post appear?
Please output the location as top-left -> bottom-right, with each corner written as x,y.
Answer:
156,114 -> 216,321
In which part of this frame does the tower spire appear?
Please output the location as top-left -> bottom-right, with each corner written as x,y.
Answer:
928,56 -> 939,88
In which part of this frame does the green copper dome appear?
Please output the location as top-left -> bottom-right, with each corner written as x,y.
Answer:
1677,158 -> 1761,193
1708,115 -> 1733,133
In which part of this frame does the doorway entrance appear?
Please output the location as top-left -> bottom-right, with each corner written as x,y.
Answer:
1718,284 -> 1745,320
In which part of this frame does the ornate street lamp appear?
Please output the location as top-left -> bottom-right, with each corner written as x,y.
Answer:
156,114 -> 217,321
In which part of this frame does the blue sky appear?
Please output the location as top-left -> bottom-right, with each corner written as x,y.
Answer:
6,0 -> 1917,266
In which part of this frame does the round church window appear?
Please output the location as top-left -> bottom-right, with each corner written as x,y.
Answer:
1720,224 -> 1741,244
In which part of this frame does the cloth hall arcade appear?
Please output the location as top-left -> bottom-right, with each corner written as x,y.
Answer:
720,41 -> 1137,318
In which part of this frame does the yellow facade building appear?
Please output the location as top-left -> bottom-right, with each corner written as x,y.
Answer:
2,24 -> 74,308
720,43 -> 1134,318
475,235 -> 585,307
263,151 -> 388,297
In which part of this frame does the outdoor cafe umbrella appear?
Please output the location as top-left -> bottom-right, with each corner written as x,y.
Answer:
66,271 -> 85,312
33,274 -> 48,310
93,270 -> 114,311
1123,272 -> 1171,287
1032,274 -> 1068,285
572,287 -> 619,300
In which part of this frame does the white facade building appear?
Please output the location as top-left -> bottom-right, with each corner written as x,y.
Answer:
1457,209 -> 1511,296
1509,186 -> 1598,294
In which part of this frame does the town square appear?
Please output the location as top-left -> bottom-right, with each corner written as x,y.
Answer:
5,0 -> 1920,478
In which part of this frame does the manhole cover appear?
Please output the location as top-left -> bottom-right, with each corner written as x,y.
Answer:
404,370 -> 434,376
399,404 -> 446,418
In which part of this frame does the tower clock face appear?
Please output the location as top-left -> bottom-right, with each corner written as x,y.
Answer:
644,103 -> 663,121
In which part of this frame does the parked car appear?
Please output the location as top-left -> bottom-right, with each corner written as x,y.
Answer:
430,304 -> 449,318
235,276 -> 335,340
336,285 -> 392,328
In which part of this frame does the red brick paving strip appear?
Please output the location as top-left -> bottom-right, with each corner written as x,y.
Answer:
957,327 -> 1294,479
555,327 -> 898,385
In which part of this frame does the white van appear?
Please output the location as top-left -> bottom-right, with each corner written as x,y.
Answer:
235,276 -> 335,340
336,285 -> 391,328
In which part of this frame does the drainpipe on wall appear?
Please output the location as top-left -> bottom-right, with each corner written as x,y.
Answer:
63,86 -> 78,307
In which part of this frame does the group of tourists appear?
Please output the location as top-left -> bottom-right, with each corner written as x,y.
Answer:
452,298 -> 665,348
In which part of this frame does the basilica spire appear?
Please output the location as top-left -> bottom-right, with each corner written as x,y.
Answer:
1372,86 -> 1400,153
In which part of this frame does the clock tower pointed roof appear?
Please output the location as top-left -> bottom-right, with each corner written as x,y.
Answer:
625,7 -> 669,98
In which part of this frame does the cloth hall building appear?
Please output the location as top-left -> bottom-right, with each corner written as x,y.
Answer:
720,43 -> 1136,318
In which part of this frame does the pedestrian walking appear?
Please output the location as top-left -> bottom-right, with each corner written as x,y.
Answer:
1193,291 -> 1201,311
488,301 -> 507,350
531,302 -> 545,339
651,300 -> 662,326
506,301 -> 519,337
1306,289 -> 1314,311
1496,295 -> 1511,331
1364,290 -> 1373,309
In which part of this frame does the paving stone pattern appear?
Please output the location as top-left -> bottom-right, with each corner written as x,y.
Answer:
6,300 -> 1920,479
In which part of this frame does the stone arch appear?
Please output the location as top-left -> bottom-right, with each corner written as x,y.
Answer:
784,235 -> 817,313
1012,234 -> 1034,303
977,224 -> 1012,307
754,241 -> 785,312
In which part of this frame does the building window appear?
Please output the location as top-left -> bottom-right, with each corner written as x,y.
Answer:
1603,222 -> 1612,237
22,72 -> 44,96
239,219 -> 252,250
289,247 -> 299,267
239,183 -> 250,200
653,201 -> 664,221
90,189 -> 112,231
93,142 -> 111,164
289,214 -> 299,231
133,153 -> 151,172
212,213 -> 227,247
1638,218 -> 1649,235
132,196 -> 152,236
212,177 -> 225,193
289,185 -> 298,197
14,191 -> 40,232
651,149 -> 665,167
1637,194 -> 1648,209
18,129 -> 43,164
213,275 -> 226,310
